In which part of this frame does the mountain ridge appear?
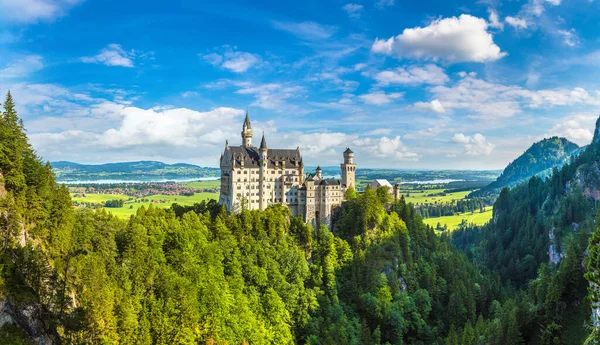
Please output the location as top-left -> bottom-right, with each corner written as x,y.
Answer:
472,136 -> 580,196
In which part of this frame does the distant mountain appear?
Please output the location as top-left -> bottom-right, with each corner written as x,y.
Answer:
472,136 -> 580,196
50,160 -> 220,182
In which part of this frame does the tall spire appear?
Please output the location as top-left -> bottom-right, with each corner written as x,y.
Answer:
241,111 -> 253,147
244,110 -> 251,129
260,132 -> 267,150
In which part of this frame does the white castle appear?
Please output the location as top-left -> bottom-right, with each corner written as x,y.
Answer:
219,113 -> 356,228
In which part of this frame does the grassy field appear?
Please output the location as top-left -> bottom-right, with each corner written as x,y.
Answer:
423,206 -> 493,231
71,180 -> 220,219
106,192 -> 218,218
402,189 -> 472,205
185,180 -> 220,189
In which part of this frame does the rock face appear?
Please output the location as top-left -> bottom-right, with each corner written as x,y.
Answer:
0,298 -> 56,345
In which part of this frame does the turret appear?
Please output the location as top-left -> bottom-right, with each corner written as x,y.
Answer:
343,147 -> 354,164
341,147 -> 356,189
260,133 -> 268,162
241,111 -> 253,147
316,166 -> 322,179
393,184 -> 401,200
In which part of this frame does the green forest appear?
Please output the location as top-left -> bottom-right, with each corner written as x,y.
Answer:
2,90 -> 600,345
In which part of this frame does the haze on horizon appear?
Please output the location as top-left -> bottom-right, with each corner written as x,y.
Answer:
1,0 -> 599,170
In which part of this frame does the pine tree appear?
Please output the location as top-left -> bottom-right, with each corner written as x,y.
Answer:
0,91 -> 27,198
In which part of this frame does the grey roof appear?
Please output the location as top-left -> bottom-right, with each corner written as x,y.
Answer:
225,145 -> 301,168
344,147 -> 354,154
260,134 -> 267,149
319,179 -> 341,186
243,112 -> 251,129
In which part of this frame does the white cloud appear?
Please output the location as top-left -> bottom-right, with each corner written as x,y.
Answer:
488,9 -> 504,30
373,64 -> 449,86
0,55 -> 44,79
366,128 -> 392,136
359,91 -> 403,105
505,16 -> 528,29
0,0 -> 83,23
356,136 -> 418,161
557,29 -> 579,47
342,3 -> 363,19
81,44 -> 135,67
233,81 -> 308,113
452,133 -> 495,155
414,99 -> 446,113
181,91 -> 199,98
429,74 -> 600,120
272,21 -> 337,41
545,113 -> 597,145
203,50 -> 262,73
376,0 -> 395,8
371,14 -> 506,63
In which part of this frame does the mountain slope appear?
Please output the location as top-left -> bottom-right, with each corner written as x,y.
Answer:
453,115 -> 600,344
472,136 -> 579,196
50,160 -> 220,181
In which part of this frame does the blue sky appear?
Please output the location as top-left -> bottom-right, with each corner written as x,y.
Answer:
1,0 -> 599,169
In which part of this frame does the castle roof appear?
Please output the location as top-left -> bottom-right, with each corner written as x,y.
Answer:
224,145 -> 301,168
260,134 -> 267,150
344,147 -> 353,154
243,112 -> 251,129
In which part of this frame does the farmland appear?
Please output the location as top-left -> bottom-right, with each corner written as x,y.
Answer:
70,180 -> 219,219
423,206 -> 493,231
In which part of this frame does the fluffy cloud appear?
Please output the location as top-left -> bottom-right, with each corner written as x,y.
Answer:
0,55 -> 44,79
342,3 -> 363,19
81,44 -> 135,67
429,74 -> 600,120
557,29 -> 579,47
488,9 -> 504,30
371,14 -> 506,63
203,49 -> 263,73
0,0 -> 83,23
414,99 -> 446,113
359,91 -> 403,105
356,136 -> 418,161
505,16 -> 528,29
233,81 -> 308,113
545,113 -> 598,145
272,21 -> 337,41
373,64 -> 449,86
452,133 -> 495,155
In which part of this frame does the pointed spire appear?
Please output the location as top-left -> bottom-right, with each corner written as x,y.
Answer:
316,166 -> 321,171
244,110 -> 251,129
225,139 -> 229,148
260,132 -> 267,150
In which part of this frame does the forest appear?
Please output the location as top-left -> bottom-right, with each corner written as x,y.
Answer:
1,90 -> 600,345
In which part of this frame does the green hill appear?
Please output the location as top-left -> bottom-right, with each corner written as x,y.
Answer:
50,160 -> 220,182
472,136 -> 579,196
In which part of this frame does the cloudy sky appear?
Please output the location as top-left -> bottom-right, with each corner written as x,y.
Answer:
0,0 -> 599,169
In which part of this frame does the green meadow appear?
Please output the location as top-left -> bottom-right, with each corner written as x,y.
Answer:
423,206 -> 493,231
401,189 -> 472,204
71,180 -> 220,219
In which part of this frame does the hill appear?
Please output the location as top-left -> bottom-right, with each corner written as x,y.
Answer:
472,136 -> 579,196
453,115 -> 600,344
50,160 -> 220,182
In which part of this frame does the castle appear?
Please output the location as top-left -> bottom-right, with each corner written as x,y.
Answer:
219,113 -> 356,228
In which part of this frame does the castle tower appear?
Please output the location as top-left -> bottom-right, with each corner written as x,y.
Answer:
393,184 -> 401,200
259,133 -> 268,210
241,111 -> 253,147
315,166 -> 322,180
341,147 -> 356,189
